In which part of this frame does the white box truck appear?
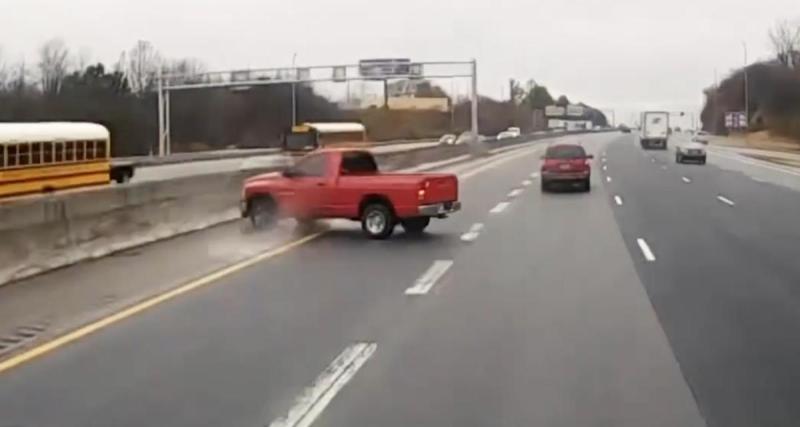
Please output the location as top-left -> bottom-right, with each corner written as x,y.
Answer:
640,111 -> 669,149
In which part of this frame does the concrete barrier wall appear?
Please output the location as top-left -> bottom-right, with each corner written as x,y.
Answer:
0,129 -> 616,286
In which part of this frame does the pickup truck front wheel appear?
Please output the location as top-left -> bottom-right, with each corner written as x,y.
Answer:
362,203 -> 395,239
401,217 -> 430,234
249,197 -> 278,230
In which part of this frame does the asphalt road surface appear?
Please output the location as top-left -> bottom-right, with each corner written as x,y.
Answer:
2,132 -> 800,426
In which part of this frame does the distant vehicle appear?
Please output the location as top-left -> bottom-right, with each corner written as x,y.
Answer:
241,149 -> 461,239
496,131 -> 516,140
282,122 -> 367,154
438,134 -> 457,145
455,131 -> 488,145
506,127 -> 521,137
540,143 -> 594,192
0,122 -> 134,198
619,124 -> 631,133
692,130 -> 710,144
640,111 -> 670,149
675,142 -> 707,164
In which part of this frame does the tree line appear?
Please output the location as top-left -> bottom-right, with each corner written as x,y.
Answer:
701,19 -> 800,139
0,39 -> 606,156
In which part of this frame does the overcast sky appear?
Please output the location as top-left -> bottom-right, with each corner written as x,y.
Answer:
1,0 -> 795,127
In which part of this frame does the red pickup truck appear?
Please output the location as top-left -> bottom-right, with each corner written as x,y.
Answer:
241,149 -> 461,239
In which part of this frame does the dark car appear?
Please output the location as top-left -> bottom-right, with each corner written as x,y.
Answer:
540,144 -> 593,192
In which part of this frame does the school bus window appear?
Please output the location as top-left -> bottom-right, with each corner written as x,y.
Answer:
0,145 -> 5,168
43,142 -> 53,164
54,142 -> 63,162
96,141 -> 107,159
18,144 -> 30,166
65,141 -> 75,162
30,142 -> 41,165
76,141 -> 86,161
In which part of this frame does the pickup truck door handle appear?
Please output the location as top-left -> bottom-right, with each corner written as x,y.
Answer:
316,182 -> 325,187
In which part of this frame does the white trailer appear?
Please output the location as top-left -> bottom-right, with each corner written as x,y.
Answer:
640,111 -> 670,149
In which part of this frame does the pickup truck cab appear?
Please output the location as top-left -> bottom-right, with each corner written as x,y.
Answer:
241,149 -> 461,239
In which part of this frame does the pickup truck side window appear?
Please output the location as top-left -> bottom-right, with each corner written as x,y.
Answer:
341,151 -> 377,175
293,154 -> 327,177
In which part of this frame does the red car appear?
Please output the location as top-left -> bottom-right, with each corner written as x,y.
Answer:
241,149 -> 461,239
540,144 -> 594,192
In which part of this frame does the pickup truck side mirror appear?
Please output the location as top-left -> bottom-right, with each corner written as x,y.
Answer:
586,154 -> 594,159
282,168 -> 297,178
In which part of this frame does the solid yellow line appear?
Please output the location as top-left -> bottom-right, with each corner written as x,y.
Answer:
0,231 -> 324,375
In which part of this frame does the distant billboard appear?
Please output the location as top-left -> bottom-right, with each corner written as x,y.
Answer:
725,111 -> 747,129
548,119 -> 565,129
545,106 -> 566,117
566,104 -> 585,117
359,58 -> 412,79
332,66 -> 347,82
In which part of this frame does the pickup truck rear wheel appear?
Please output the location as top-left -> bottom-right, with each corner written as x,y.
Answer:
250,197 -> 278,230
361,203 -> 395,239
401,217 -> 430,234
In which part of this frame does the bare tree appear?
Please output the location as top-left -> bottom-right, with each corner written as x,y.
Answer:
124,40 -> 161,94
38,38 -> 70,95
768,19 -> 800,68
0,48 -> 8,92
165,58 -> 207,84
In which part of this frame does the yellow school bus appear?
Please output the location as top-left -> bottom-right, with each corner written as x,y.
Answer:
282,122 -> 368,154
0,122 -> 132,198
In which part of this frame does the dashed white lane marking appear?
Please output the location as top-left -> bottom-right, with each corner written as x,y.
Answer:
405,260 -> 454,295
460,223 -> 484,242
521,180 -> 532,186
606,176 -> 612,183
530,172 -> 540,179
602,165 -> 608,171
614,195 -> 623,206
682,176 -> 691,183
490,202 -> 510,214
661,165 -> 668,170
636,238 -> 656,262
717,195 -> 735,206
269,342 -> 377,427
651,158 -> 656,163
508,188 -> 524,198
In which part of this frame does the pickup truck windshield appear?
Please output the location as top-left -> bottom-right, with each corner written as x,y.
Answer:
285,133 -> 317,151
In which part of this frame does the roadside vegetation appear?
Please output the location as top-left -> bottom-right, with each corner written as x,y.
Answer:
0,39 -> 606,156
701,19 -> 800,141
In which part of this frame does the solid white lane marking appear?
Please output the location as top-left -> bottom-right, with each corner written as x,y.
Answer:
708,150 -> 800,177
682,176 -> 691,183
458,145 -> 543,181
717,195 -> 735,206
507,188 -> 524,198
606,176 -> 612,183
530,172 -> 540,179
269,343 -> 377,427
490,202 -> 510,214
405,260 -> 454,295
636,238 -> 656,262
614,195 -> 623,206
460,223 -> 484,242
522,180 -> 532,186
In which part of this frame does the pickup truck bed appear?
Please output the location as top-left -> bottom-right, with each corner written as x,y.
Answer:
241,149 -> 461,239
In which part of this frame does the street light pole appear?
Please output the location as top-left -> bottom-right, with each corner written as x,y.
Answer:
470,59 -> 479,139
742,41 -> 749,129
291,52 -> 297,127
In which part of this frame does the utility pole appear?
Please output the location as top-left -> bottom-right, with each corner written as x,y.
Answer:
470,59 -> 479,139
742,41 -> 749,130
291,53 -> 298,127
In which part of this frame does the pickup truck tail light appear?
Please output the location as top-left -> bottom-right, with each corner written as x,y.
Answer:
418,180 -> 431,201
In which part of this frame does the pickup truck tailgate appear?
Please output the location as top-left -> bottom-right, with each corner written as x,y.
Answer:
423,175 -> 458,203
